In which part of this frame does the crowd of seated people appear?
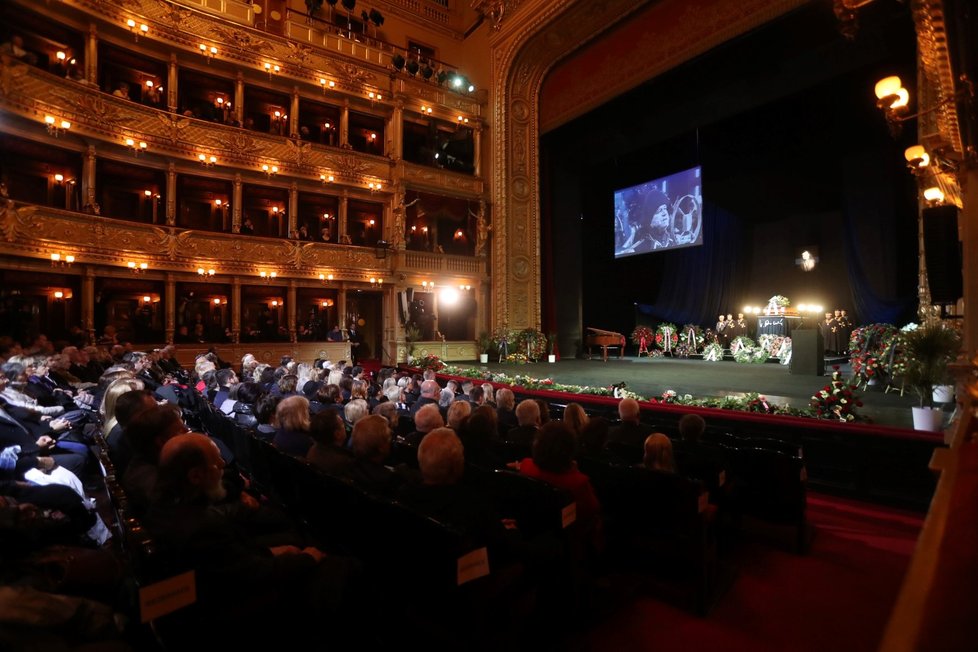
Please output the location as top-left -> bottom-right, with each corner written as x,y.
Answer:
0,325 -> 790,645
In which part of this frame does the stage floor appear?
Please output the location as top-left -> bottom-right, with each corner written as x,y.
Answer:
474,356 -> 928,429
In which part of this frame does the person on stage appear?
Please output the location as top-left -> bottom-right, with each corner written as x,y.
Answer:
716,314 -> 728,348
347,321 -> 362,364
821,312 -> 836,354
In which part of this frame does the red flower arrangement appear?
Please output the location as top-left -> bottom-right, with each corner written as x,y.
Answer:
810,366 -> 864,422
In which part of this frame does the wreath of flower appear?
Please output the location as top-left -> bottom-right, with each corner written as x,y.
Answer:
758,334 -> 787,357
702,342 -> 724,361
777,337 -> 792,366
503,353 -> 529,365
769,295 -> 791,308
679,324 -> 705,351
409,354 -> 444,371
492,327 -> 515,352
674,342 -> 692,359
882,332 -> 909,378
513,328 -> 548,361
849,323 -> 897,359
631,325 -> 655,347
734,346 -> 769,364
729,335 -> 756,355
654,323 -> 679,350
811,367 -> 863,422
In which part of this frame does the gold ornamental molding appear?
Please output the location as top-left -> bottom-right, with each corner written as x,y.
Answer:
399,161 -> 485,197
912,0 -> 965,156
0,201 -> 392,277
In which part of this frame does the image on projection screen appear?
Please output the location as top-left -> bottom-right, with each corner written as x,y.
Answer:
613,166 -> 703,258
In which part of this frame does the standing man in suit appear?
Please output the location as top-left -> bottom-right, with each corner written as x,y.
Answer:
347,321 -> 362,364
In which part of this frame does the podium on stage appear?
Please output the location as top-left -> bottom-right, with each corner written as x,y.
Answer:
790,328 -> 824,376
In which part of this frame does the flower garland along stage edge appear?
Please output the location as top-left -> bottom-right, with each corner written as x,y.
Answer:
702,342 -> 724,361
409,354 -> 445,371
655,322 -> 680,352
434,365 -> 823,420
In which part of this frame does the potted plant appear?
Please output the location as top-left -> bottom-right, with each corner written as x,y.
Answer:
901,321 -> 961,432
403,323 -> 421,359
546,332 -> 557,363
476,331 -> 491,364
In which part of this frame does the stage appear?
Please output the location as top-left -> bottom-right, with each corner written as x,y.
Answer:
472,356 -> 928,430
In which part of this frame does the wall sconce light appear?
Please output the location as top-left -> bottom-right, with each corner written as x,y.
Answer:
421,105 -> 433,115
53,291 -> 65,301
142,295 -> 152,304
923,186 -> 945,204
197,267 -> 216,276
319,273 -> 334,284
260,271 -> 278,283
127,261 -> 148,273
454,229 -> 464,239
271,206 -> 285,217
367,181 -> 382,192
262,163 -> 279,176
368,219 -> 376,227
421,280 -> 435,289
53,174 -> 65,184
198,153 -> 217,167
321,212 -> 332,221
50,253 -> 74,267
904,145 -> 930,171
458,284 -> 472,291
320,299 -> 335,308
213,298 -> 222,305
56,51 -> 66,63
320,172 -> 335,184
456,115 -> 469,124
874,74 -> 974,136
199,44 -> 218,61
369,132 -> 377,142
367,91 -> 382,101
369,277 -> 383,285
127,18 -> 149,40
264,62 -> 281,77
125,137 -> 148,155
44,115 -> 70,137
271,299 -> 282,307
320,78 -> 336,93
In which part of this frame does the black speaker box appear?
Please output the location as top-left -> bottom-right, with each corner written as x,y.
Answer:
790,328 -> 825,376
922,205 -> 963,304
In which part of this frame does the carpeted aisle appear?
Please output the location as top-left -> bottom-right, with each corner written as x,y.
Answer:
585,493 -> 923,652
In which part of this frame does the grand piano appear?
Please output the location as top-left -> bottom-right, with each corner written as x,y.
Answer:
585,327 -> 626,362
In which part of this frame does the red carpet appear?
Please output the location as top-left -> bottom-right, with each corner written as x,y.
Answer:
586,493 -> 923,652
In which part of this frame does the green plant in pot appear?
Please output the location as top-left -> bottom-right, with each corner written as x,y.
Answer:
403,323 -> 422,358
901,321 -> 961,408
476,331 -> 492,358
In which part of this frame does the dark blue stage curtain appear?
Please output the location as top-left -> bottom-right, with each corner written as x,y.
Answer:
635,202 -> 745,327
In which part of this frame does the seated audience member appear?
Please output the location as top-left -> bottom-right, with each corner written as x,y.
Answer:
606,398 -> 652,455
495,388 -> 518,436
410,380 -> 440,417
348,415 -> 411,495
398,428 -> 518,549
506,399 -> 541,447
404,403 -> 444,447
107,389 -> 157,474
446,399 -> 472,432
212,368 -> 239,408
563,403 -> 589,441
674,413 -> 729,498
276,373 -> 301,399
458,407 -> 505,470
0,482 -> 96,553
642,433 -> 677,474
480,383 -> 496,408
343,398 -> 369,429
254,394 -> 281,440
306,411 -> 353,476
273,396 -> 313,456
231,381 -> 265,429
310,383 -> 343,415
438,388 -> 455,413
579,416 -> 610,457
372,401 -> 398,429
468,385 -> 486,407
518,421 -> 601,530
146,433 -> 359,647
122,404 -> 188,516
534,399 -> 551,425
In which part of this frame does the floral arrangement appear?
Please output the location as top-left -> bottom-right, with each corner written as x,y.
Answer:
810,367 -> 863,422
881,331 -> 909,379
703,328 -> 718,345
744,392 -> 775,414
409,354 -> 444,371
730,335 -> 756,355
848,323 -> 897,359
734,345 -> 770,364
679,324 -> 705,351
758,334 -> 785,357
631,325 -> 655,347
769,295 -> 791,308
702,343 -> 724,361
777,337 -> 792,366
654,322 -> 680,352
661,389 -> 679,403
850,352 -> 882,387
513,328 -> 548,361
674,343 -> 692,358
492,327 -> 515,353
504,353 -> 529,365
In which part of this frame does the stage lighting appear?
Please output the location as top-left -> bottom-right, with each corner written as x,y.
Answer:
440,287 -> 459,306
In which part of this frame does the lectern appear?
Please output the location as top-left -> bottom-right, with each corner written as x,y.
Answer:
789,328 -> 825,376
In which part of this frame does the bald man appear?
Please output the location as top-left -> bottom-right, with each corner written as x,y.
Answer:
409,379 -> 441,418
606,398 -> 653,455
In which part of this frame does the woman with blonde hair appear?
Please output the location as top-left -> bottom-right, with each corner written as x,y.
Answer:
272,395 -> 313,456
642,433 -> 677,474
562,403 -> 589,438
101,377 -> 146,436
446,399 -> 472,431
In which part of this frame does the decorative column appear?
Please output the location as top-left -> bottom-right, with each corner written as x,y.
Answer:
339,99 -> 350,147
389,100 -> 403,160
85,23 -> 98,85
81,267 -> 95,344
473,123 -> 483,178
232,174 -> 242,233
476,280 -> 487,342
234,72 -> 245,125
166,163 -> 177,225
290,87 -> 300,137
287,280 -> 297,343
164,273 -> 176,344
81,145 -> 96,208
338,192 -> 348,242
961,166 -> 978,357
337,284 -> 347,330
167,54 -> 178,113
288,182 -> 298,235
231,276 -> 241,344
